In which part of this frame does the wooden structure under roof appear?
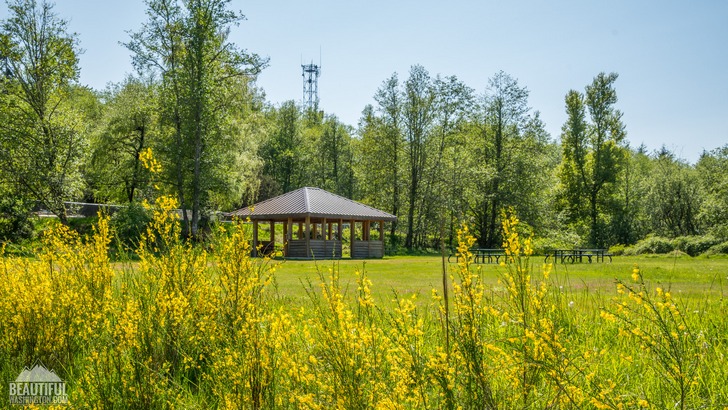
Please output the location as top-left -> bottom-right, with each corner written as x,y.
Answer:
230,187 -> 397,259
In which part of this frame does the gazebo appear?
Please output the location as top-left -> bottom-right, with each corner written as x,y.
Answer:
230,187 -> 397,259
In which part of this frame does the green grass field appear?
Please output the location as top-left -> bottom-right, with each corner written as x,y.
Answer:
269,254 -> 728,304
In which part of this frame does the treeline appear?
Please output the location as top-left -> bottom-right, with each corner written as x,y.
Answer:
1,0 -> 727,252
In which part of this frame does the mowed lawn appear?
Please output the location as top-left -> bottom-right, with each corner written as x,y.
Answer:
267,254 -> 728,305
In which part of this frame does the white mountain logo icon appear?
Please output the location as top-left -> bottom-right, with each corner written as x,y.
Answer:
14,365 -> 63,383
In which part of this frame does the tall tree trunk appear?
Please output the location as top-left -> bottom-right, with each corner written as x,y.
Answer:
487,116 -> 503,248
487,195 -> 499,247
405,169 -> 418,250
590,189 -> 598,247
128,126 -> 146,203
332,126 -> 339,193
190,39 -> 205,240
478,204 -> 488,248
173,97 -> 188,237
390,130 -> 399,246
191,133 -> 202,239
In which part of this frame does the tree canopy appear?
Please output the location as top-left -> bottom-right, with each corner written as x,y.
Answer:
1,0 -> 726,252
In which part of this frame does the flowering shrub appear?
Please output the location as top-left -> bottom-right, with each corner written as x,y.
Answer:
0,207 -> 725,408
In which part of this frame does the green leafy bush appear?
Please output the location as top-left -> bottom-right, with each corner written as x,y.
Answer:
608,244 -> 627,256
705,241 -> 728,255
110,202 -> 151,250
532,230 -> 582,254
0,197 -> 34,243
68,217 -> 99,237
673,235 -> 722,256
630,235 -> 675,255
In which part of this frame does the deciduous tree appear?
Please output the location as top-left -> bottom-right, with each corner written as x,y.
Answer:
0,0 -> 85,223
470,71 -> 531,247
558,72 -> 627,247
87,76 -> 158,203
645,147 -> 701,237
357,74 -> 405,247
402,65 -> 435,250
697,145 -> 728,238
127,0 -> 267,238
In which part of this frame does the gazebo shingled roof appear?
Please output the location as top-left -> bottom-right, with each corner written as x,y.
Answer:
230,187 -> 396,222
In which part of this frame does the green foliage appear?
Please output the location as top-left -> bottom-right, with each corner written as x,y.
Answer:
0,195 -> 33,242
257,103 -> 356,203
624,235 -> 722,257
605,269 -> 707,409
1,0 -> 727,260
126,0 -> 268,237
110,202 -> 152,250
696,145 -> 728,238
468,71 -> 536,249
87,76 -> 158,203
402,65 -> 436,250
67,216 -> 99,237
356,73 -> 406,248
558,72 -> 627,247
259,100 -> 302,197
645,148 -> 701,237
673,235 -> 722,257
608,243 -> 627,256
532,229 -> 583,254
609,147 -> 652,245
0,0 -> 87,223
627,235 -> 676,255
705,241 -> 728,255
315,114 -> 355,197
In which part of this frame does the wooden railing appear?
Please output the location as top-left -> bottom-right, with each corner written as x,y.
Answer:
351,240 -> 384,259
286,239 -> 342,259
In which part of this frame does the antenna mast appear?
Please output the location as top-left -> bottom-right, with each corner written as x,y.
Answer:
301,59 -> 321,110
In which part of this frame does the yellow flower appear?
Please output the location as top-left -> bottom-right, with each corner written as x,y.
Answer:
631,266 -> 640,282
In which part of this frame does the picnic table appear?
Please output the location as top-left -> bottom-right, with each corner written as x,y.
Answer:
448,248 -> 613,265
448,248 -> 507,264
544,249 -> 612,264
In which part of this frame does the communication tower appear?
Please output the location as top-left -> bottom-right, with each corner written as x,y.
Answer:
301,61 -> 320,110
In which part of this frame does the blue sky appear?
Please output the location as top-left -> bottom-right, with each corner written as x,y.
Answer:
5,0 -> 727,162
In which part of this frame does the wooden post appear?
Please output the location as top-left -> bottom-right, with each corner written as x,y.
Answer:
379,221 -> 385,243
312,221 -> 317,239
283,218 -> 289,257
338,220 -> 343,258
305,215 -> 311,258
327,220 -> 332,240
363,221 -> 369,258
322,218 -> 327,258
270,221 -> 275,256
298,222 -> 302,239
252,220 -> 259,257
350,219 -> 355,258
